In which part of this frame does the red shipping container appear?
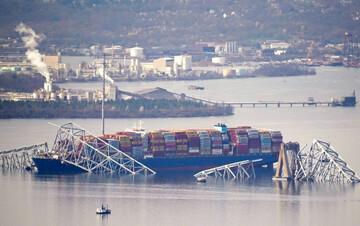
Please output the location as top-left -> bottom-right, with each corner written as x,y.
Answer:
153,151 -> 165,157
165,143 -> 176,148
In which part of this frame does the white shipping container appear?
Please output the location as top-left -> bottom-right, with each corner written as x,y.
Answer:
212,149 -> 223,155
189,148 -> 200,153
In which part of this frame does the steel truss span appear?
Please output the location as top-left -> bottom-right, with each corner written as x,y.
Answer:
1,143 -> 48,170
295,140 -> 360,183
50,122 -> 156,175
194,159 -> 262,180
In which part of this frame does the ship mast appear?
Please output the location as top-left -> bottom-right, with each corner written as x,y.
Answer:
102,54 -> 106,135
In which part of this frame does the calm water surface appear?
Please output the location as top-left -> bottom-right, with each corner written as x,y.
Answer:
1,66 -> 360,226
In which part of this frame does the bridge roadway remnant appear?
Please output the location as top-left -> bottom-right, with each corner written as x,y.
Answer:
0,143 -> 48,170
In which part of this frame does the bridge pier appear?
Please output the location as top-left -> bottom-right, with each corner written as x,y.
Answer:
277,103 -> 280,107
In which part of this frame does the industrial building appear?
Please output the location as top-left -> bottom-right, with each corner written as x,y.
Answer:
225,41 -> 237,53
106,84 -> 118,101
174,55 -> 192,71
153,58 -> 174,75
135,87 -> 177,100
44,52 -> 61,70
212,57 -> 226,65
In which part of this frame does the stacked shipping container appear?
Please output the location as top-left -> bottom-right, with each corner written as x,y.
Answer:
175,131 -> 188,156
149,131 -> 165,157
82,125 -> 283,159
186,131 -> 200,156
247,129 -> 260,154
270,131 -> 283,153
209,130 -> 223,155
117,135 -> 131,154
197,131 -> 211,156
163,132 -> 176,157
259,131 -> 272,154
222,133 -> 230,155
130,134 -> 143,158
228,128 -> 249,154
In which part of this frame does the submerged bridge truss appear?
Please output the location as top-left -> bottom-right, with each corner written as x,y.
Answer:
194,159 -> 262,180
50,122 -> 156,175
1,143 -> 48,170
294,140 -> 360,183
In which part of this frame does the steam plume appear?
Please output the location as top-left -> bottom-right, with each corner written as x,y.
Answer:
15,23 -> 50,82
97,67 -> 115,84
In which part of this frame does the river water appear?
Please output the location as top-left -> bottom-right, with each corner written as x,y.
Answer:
1,66 -> 360,226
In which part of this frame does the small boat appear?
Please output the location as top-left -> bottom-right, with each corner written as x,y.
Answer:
96,204 -> 111,214
188,85 -> 204,90
196,176 -> 207,183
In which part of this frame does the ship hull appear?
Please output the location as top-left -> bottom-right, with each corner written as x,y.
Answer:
138,154 -> 277,171
32,158 -> 87,173
32,154 -> 278,173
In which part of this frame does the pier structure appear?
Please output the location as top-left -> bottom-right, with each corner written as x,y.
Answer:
49,122 -> 156,175
194,159 -> 262,180
294,140 -> 360,183
0,143 -> 48,170
170,91 -> 334,107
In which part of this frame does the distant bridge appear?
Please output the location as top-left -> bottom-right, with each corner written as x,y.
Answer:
170,91 -> 332,107
221,101 -> 332,107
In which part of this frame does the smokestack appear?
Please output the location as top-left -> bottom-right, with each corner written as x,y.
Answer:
15,23 -> 50,83
44,81 -> 52,93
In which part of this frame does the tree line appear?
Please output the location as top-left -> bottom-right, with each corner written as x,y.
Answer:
0,99 -> 233,119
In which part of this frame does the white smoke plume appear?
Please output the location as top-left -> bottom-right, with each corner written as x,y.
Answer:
15,23 -> 50,82
97,67 -> 115,84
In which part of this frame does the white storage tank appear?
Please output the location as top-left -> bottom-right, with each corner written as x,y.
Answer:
182,55 -> 192,70
174,55 -> 183,66
44,82 -> 52,92
130,47 -> 144,58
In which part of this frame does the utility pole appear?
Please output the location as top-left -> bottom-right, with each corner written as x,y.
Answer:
102,54 -> 106,135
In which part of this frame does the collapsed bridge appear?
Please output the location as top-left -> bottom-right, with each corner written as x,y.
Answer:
1,122 -> 156,175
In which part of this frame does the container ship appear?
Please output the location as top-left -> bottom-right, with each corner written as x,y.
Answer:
33,124 -> 283,173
